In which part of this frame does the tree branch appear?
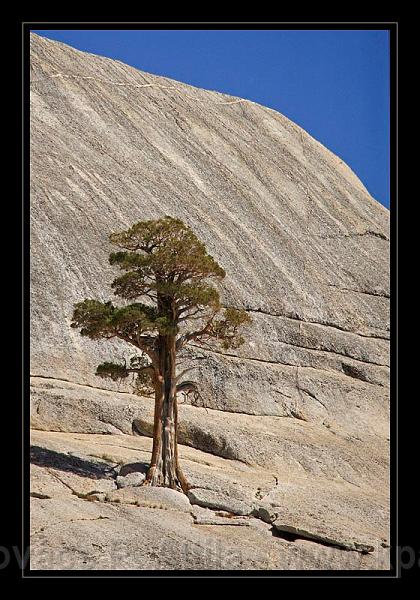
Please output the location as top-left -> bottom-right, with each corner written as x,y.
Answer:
176,308 -> 219,350
175,367 -> 198,382
126,366 -> 155,376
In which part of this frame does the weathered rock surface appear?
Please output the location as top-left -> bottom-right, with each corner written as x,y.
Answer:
105,485 -> 192,511
254,478 -> 388,553
31,377 -> 389,490
188,488 -> 254,517
30,430 -> 390,570
29,33 -> 390,570
191,506 -> 251,526
30,32 -> 389,417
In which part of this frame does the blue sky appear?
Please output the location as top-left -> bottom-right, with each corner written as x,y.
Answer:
32,29 -> 390,208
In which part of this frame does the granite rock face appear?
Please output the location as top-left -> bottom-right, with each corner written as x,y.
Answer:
30,430 -> 390,570
29,33 -> 390,570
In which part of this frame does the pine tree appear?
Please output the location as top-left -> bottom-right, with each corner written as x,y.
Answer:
71,216 -> 251,493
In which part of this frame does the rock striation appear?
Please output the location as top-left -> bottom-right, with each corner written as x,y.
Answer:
29,33 -> 390,570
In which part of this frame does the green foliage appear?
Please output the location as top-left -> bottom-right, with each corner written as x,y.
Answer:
206,307 -> 252,350
71,300 -> 169,339
96,355 -> 155,396
109,216 -> 225,286
110,303 -> 157,332
104,217 -> 228,330
110,271 -> 151,300
96,361 -> 129,381
71,300 -> 115,339
71,216 -> 252,389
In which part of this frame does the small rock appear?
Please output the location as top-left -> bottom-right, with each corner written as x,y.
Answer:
30,492 -> 52,500
252,503 -> 278,524
116,471 -> 146,489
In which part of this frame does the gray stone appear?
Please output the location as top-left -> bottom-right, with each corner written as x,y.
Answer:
192,505 -> 251,526
85,492 -> 107,502
254,478 -> 389,554
31,379 -> 389,490
30,431 -> 390,570
31,496 -> 391,571
106,485 -> 192,512
188,488 -> 254,516
116,471 -> 146,489
272,522 -> 375,554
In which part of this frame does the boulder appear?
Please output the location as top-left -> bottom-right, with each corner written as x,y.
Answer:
116,471 -> 146,489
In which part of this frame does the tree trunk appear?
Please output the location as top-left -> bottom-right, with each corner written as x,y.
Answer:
144,373 -> 164,485
145,334 -> 189,493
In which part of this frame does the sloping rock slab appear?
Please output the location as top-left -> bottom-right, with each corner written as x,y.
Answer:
30,430 -> 391,569
273,521 -> 374,554
30,451 -> 117,499
188,487 -> 254,516
31,495 -> 390,570
31,430 -> 389,558
106,486 -> 192,512
30,34 -> 390,425
254,477 -> 389,554
31,378 -> 389,494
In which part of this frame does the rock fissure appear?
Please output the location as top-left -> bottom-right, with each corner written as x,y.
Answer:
30,71 -> 247,109
187,345 -> 387,383
31,515 -> 111,537
326,284 -> 390,299
31,72 -> 179,90
31,374 -> 135,396
314,230 -> 389,241
270,334 -> 388,368
300,387 -> 328,411
234,307 -> 390,341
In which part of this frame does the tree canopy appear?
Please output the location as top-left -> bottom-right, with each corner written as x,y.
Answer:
71,216 -> 251,369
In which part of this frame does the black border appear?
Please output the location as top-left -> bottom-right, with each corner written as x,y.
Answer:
17,18 -> 398,580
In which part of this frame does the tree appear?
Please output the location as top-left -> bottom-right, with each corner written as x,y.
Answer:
71,216 -> 251,493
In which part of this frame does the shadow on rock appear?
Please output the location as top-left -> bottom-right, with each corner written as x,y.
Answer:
30,445 -> 117,480
118,462 -> 149,477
